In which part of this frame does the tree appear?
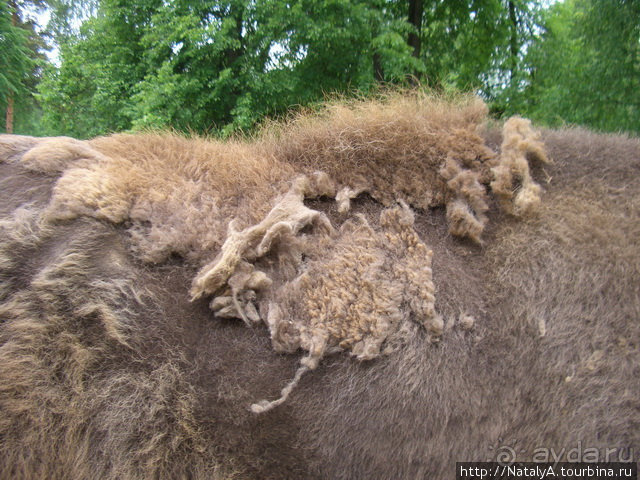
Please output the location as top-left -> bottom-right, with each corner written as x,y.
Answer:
130,0 -> 425,133
35,0 -> 549,136
1,1 -> 37,133
38,0 -> 162,137
498,0 -> 640,134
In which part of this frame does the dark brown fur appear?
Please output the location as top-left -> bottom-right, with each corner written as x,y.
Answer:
0,109 -> 638,479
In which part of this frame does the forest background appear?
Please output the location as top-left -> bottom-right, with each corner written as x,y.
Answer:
1,0 -> 639,138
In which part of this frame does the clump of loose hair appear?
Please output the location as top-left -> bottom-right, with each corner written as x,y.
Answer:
188,171 -> 440,412
264,202 -> 440,361
261,93 -> 494,207
199,200 -> 439,413
190,172 -> 336,300
439,157 -> 490,243
491,116 -> 551,217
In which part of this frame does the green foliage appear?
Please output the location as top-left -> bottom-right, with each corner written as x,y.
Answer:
22,0 -> 640,137
422,0 -> 508,89
0,3 -> 31,102
38,0 -> 161,137
1,1 -> 44,134
130,0 -> 427,134
498,0 -> 640,134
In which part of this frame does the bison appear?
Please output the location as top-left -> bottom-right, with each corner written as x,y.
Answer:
0,93 -> 638,479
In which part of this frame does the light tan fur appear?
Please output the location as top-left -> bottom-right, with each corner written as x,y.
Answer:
491,116 -> 551,216
243,204 -> 438,412
262,93 -> 501,240
191,172 -> 336,300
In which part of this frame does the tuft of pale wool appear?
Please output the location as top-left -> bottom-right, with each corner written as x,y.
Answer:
440,157 -> 490,243
21,137 -> 109,173
537,317 -> 546,337
491,117 -> 551,217
458,313 -> 475,331
335,184 -> 368,213
190,172 -> 335,300
427,314 -> 445,340
202,198 -> 438,412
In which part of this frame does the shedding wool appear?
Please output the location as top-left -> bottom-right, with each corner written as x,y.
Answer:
190,175 -> 438,412
199,199 -> 438,413
491,116 -> 551,217
253,204 -> 439,412
0,94 -> 549,412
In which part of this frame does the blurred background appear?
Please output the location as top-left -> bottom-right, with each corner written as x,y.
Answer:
1,0 -> 638,138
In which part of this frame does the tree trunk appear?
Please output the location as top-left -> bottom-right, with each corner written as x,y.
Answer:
508,0 -> 519,82
5,96 -> 14,134
373,52 -> 384,83
224,7 -> 244,67
407,0 -> 423,84
6,0 -> 18,134
371,11 -> 384,83
407,0 -> 423,58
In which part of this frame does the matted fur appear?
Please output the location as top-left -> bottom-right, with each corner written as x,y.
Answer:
204,202 -> 440,412
1,96 -> 638,479
261,93 -> 495,209
262,93 -> 504,241
34,134 -> 295,264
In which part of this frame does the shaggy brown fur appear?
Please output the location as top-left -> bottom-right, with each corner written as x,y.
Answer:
2,94 -> 545,270
0,97 -> 638,479
41,134 -> 295,264
0,210 -> 225,479
262,94 -> 494,208
262,93 -> 502,241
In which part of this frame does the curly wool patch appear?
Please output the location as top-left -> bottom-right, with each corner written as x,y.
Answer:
439,157 -> 490,243
264,203 -> 440,361
196,191 -> 440,412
